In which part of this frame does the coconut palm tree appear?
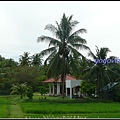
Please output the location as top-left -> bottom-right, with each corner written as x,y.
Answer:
84,46 -> 119,98
5,58 -> 18,68
37,13 -> 90,98
31,53 -> 43,67
19,52 -> 31,66
69,56 -> 94,79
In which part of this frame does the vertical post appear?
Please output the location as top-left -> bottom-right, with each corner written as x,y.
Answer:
66,88 -> 67,97
57,83 -> 60,95
53,84 -> 54,95
70,87 -> 72,99
49,84 -> 51,95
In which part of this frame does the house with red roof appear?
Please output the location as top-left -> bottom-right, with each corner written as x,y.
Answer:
43,74 -> 82,98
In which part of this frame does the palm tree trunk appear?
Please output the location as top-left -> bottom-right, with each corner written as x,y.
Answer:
61,56 -> 66,98
20,94 -> 23,99
61,72 -> 66,98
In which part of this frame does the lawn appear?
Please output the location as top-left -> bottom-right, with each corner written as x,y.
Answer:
0,94 -> 120,118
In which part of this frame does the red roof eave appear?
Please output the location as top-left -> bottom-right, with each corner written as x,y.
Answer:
43,74 -> 77,83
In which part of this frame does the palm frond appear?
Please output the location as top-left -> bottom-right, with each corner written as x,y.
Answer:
88,65 -> 99,78
82,66 -> 91,73
47,53 -> 62,78
88,50 -> 97,59
68,55 -> 79,76
37,35 -> 59,43
48,38 -> 62,47
55,21 -> 63,41
70,20 -> 79,27
68,45 -> 85,59
69,29 -> 87,38
45,24 -> 57,35
40,47 -> 56,56
108,68 -> 120,77
68,14 -> 73,21
71,44 -> 90,50
96,47 -> 111,59
44,49 -> 57,65
68,36 -> 87,44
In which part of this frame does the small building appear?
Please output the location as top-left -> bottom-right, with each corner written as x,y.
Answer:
43,74 -> 82,98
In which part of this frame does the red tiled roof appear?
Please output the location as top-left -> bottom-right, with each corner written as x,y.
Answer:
43,74 -> 77,83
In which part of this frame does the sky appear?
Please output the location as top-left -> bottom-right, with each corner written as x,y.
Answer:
0,1 -> 120,62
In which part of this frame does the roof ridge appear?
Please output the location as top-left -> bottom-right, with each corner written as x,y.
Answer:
43,74 -> 77,83
66,74 -> 76,79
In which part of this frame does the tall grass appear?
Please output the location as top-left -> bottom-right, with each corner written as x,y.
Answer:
20,98 -> 120,118
0,96 -> 10,118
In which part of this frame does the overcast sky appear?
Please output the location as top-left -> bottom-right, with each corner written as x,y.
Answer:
0,1 -> 120,62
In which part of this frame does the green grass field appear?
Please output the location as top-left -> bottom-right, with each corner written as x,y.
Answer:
20,99 -> 120,118
0,94 -> 120,118
0,96 -> 10,118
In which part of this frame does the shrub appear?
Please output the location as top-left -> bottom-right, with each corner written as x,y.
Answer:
10,82 -> 27,99
111,83 -> 120,102
26,86 -> 33,99
38,85 -> 48,98
80,80 -> 96,97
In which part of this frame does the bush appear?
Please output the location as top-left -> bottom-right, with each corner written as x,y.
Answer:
38,85 -> 48,98
26,86 -> 33,99
10,82 -> 27,99
80,80 -> 96,97
111,83 -> 120,102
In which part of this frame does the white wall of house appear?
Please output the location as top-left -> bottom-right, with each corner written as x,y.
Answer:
66,80 -> 82,99
48,83 -> 61,95
48,80 -> 82,98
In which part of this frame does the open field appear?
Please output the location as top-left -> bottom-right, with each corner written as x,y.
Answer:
0,96 -> 10,118
0,94 -> 120,118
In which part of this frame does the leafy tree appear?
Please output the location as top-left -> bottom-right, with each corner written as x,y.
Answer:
0,57 -> 18,95
37,13 -> 89,98
5,58 -> 18,68
26,86 -> 33,99
80,80 -> 96,98
10,66 -> 42,92
10,82 -> 27,99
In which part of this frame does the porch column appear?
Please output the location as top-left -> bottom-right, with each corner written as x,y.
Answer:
66,88 -> 67,96
57,83 -> 60,95
70,87 -> 72,99
52,84 -> 54,94
49,84 -> 51,95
